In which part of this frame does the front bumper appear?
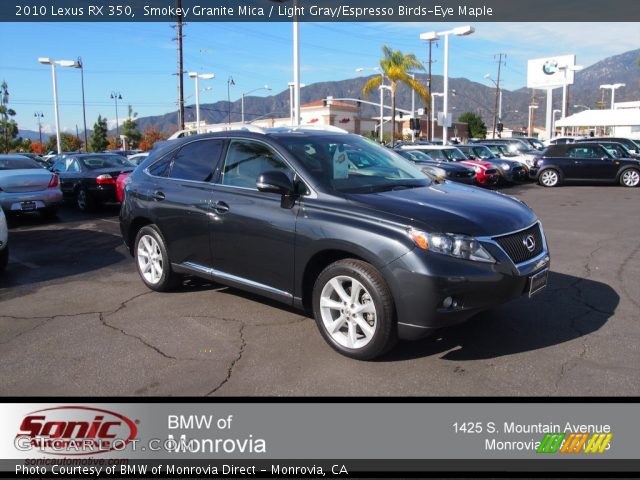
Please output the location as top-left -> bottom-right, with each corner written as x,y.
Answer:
383,223 -> 550,340
0,189 -> 63,212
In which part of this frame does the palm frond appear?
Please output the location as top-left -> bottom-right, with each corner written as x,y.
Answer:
362,75 -> 383,97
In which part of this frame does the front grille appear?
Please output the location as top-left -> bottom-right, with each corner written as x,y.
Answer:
493,223 -> 544,264
485,169 -> 498,175
451,170 -> 474,178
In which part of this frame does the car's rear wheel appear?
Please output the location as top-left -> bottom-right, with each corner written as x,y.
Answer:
312,259 -> 397,360
539,169 -> 561,187
620,168 -> 640,187
76,187 -> 96,212
135,225 -> 182,291
0,246 -> 8,272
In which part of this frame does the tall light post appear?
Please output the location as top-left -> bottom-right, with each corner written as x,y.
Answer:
420,26 -> 475,145
552,109 -> 561,135
188,72 -> 215,133
227,76 -> 235,125
38,58 -> 78,153
241,85 -> 271,123
288,82 -> 306,126
600,83 -> 625,110
356,67 -> 384,142
430,92 -> 444,142
74,57 -> 88,151
379,84 -> 393,142
528,104 -> 538,137
110,91 -> 122,147
34,112 -> 44,145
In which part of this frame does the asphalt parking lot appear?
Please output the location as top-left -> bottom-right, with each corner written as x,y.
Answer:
1,182 -> 638,396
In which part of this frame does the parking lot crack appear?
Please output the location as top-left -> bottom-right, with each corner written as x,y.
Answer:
205,320 -> 246,396
0,317 -> 53,345
98,312 -> 178,360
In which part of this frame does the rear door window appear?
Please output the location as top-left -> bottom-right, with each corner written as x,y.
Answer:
169,139 -> 225,182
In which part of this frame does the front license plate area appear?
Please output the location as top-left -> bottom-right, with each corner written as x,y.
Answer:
528,268 -> 548,297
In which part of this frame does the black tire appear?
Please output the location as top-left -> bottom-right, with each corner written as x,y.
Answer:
619,168 -> 640,188
76,187 -> 97,212
0,246 -> 8,272
538,168 -> 561,187
40,207 -> 58,220
312,258 -> 397,360
134,225 -> 182,292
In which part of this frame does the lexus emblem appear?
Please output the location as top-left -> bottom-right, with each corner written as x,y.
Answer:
523,235 -> 536,252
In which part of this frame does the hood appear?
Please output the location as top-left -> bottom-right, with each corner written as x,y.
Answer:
346,182 -> 536,237
460,160 -> 495,171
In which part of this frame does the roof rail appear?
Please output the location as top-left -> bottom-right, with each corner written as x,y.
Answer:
167,124 -> 268,140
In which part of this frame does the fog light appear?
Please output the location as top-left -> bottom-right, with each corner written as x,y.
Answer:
442,297 -> 453,309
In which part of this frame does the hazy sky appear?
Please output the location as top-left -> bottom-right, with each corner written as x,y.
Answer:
1,21 -> 638,134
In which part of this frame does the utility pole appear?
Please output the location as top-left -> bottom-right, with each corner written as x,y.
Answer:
425,39 -> 437,141
492,53 -> 506,140
174,0 -> 185,131
34,112 -> 44,144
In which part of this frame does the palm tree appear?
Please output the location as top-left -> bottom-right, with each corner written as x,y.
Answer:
362,46 -> 429,143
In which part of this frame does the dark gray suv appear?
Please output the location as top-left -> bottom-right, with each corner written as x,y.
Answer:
120,128 -> 550,359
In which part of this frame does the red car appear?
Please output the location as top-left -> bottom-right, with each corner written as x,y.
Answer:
403,146 -> 499,186
116,172 -> 132,203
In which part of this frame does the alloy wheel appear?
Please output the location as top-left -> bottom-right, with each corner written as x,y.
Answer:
622,169 -> 640,187
319,275 -> 377,350
137,234 -> 163,284
540,170 -> 559,187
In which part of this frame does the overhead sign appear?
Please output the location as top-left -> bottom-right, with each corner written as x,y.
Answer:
527,54 -> 576,89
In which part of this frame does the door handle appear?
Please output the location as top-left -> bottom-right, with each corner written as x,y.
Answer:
152,190 -> 165,201
212,201 -> 230,214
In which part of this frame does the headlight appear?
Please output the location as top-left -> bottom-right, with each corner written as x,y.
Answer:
407,228 -> 496,263
501,163 -> 510,170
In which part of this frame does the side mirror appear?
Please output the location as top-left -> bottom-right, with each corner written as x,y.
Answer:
256,170 -> 294,195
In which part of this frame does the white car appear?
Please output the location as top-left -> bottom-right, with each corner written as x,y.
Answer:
0,206 -> 8,271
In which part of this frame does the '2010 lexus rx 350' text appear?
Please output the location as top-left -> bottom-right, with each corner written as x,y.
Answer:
120,129 -> 550,360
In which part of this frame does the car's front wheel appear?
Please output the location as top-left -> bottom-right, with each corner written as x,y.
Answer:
620,168 -> 640,187
135,225 -> 182,291
312,259 -> 397,360
539,169 -> 561,187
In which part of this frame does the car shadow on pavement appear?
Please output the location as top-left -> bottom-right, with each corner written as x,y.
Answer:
380,271 -> 618,362
0,227 -> 127,293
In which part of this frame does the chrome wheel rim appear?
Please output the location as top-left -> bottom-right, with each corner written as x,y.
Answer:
541,170 -> 558,186
319,275 -> 377,349
622,170 -> 639,187
137,234 -> 163,284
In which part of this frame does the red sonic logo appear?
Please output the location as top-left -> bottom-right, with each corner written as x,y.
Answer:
15,406 -> 138,455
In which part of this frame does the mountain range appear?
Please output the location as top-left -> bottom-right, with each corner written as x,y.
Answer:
19,48 -> 639,140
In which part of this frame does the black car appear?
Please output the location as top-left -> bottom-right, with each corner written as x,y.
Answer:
457,145 -> 528,183
576,137 -> 640,155
535,142 -> 640,187
51,154 -> 135,211
393,148 -> 476,184
120,129 -> 550,360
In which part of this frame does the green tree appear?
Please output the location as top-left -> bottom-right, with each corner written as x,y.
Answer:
90,115 -> 109,152
121,105 -> 141,149
0,80 -> 19,153
458,111 -> 487,139
362,46 -> 428,143
46,133 -> 82,152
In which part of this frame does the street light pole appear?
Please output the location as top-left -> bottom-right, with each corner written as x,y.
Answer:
188,72 -> 215,133
420,26 -> 475,146
75,57 -> 88,151
227,77 -> 235,125
38,58 -> 62,154
110,91 -> 122,147
600,83 -> 625,110
241,85 -> 271,123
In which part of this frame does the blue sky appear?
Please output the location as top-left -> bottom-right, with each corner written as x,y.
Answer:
1,21 -> 638,135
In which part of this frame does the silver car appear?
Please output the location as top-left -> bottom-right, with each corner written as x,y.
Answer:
0,206 -> 8,271
0,154 -> 63,217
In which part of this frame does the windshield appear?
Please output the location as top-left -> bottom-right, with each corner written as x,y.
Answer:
526,138 -> 545,150
440,148 -> 468,161
79,155 -> 133,170
470,146 -> 495,159
397,150 -> 433,162
278,134 -> 430,193
0,156 -> 43,170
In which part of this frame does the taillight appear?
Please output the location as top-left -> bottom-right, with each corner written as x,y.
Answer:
96,174 -> 116,185
48,174 -> 59,188
123,175 -> 132,186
